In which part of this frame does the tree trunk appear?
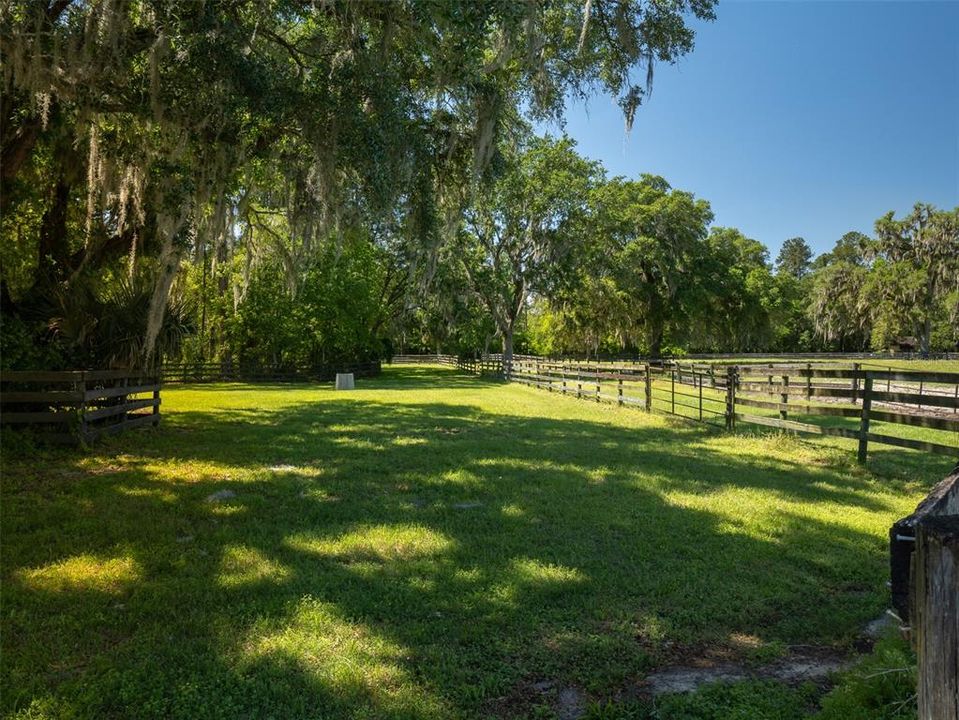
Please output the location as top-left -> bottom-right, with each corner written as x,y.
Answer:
502,330 -> 513,378
143,226 -> 183,369
1,115 -> 42,186
38,177 -> 72,280
649,323 -> 664,360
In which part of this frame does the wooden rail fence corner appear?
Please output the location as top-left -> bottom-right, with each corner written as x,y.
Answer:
1,370 -> 162,444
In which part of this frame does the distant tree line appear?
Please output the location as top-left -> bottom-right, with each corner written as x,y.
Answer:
401,135 -> 958,361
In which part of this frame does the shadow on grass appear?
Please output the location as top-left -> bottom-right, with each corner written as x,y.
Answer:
0,368 -> 942,719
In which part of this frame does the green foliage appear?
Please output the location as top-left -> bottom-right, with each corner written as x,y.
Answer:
804,206 -> 959,353
816,635 -> 916,720
655,681 -> 817,720
870,205 -> 959,353
776,237 -> 813,279
231,235 -> 387,367
0,314 -> 67,371
2,0 -> 715,369
586,174 -> 714,356
1,270 -> 192,370
807,262 -> 871,351
457,134 -> 603,359
812,231 -> 868,270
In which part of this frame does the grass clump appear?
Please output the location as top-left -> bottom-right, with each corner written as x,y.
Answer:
816,634 -> 916,720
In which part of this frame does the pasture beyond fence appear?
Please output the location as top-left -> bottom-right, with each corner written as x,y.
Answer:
0,370 -> 160,444
391,354 -> 959,462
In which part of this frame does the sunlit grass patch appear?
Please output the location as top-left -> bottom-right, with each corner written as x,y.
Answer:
286,524 -> 454,564
16,555 -> 140,594
510,558 -> 587,586
391,436 -> 428,446
240,597 -> 451,718
217,545 -> 291,588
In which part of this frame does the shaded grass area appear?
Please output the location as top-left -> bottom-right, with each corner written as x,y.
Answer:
1,365 -> 944,719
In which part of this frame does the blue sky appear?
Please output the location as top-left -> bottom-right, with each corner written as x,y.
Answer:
548,0 -> 959,260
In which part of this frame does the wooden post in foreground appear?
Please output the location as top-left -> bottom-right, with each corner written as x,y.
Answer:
857,372 -> 873,464
913,515 -> 959,720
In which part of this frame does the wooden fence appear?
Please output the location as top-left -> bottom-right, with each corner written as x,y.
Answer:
161,360 -> 381,383
730,364 -> 959,461
509,358 -> 959,463
390,354 -> 455,365
1,370 -> 160,444
890,468 -> 959,719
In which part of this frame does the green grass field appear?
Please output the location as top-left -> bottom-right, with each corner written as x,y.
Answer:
2,365 -> 952,719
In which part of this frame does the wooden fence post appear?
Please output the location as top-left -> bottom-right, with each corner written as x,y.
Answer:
79,372 -> 88,443
805,363 -> 812,411
670,368 -> 675,414
576,371 -> 582,399
913,515 -> 959,720
725,366 -> 737,430
780,375 -> 789,421
618,377 -> 623,406
596,372 -> 601,402
152,375 -> 161,427
698,373 -> 703,422
644,364 -> 652,412
857,372 -> 873,464
851,362 -> 861,404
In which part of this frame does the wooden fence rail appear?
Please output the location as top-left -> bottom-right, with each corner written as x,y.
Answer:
1,370 -> 161,444
729,366 -> 959,460
508,358 -> 959,463
385,354 -> 958,462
